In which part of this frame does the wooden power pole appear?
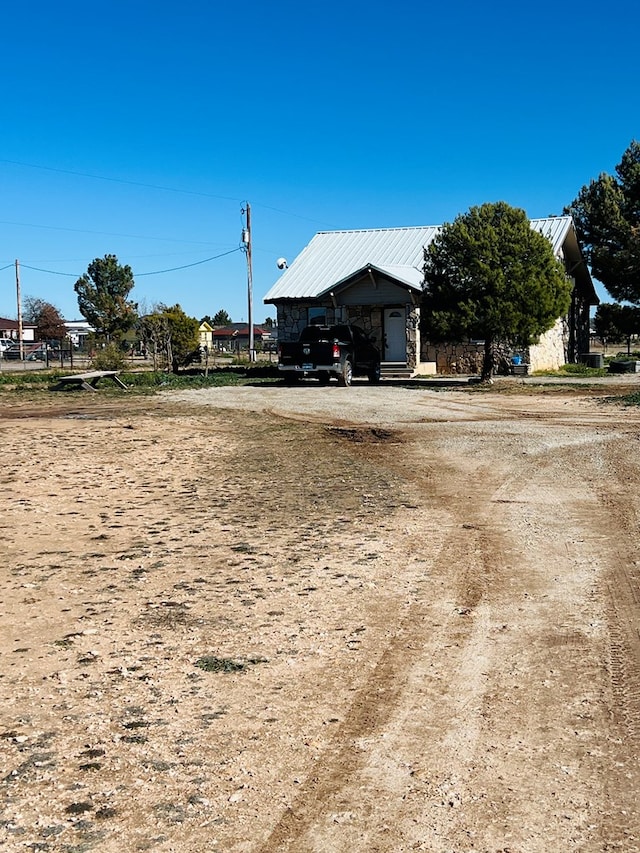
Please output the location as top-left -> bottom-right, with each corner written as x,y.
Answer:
15,259 -> 24,360
242,203 -> 255,362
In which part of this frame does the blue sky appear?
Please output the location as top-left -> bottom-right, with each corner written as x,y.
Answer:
1,0 -> 638,323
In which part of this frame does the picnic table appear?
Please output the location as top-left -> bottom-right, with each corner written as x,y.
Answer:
53,370 -> 128,392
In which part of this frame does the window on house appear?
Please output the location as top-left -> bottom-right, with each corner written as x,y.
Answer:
308,307 -> 327,325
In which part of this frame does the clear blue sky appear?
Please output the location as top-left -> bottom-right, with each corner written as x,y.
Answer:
1,0 -> 637,323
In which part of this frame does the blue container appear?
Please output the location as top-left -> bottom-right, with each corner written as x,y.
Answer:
511,355 -> 522,365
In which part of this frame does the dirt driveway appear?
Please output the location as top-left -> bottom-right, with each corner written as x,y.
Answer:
2,380 -> 640,852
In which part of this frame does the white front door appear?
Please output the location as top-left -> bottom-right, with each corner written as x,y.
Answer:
384,308 -> 406,362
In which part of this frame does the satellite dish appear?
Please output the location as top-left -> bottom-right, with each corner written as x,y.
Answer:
276,257 -> 288,270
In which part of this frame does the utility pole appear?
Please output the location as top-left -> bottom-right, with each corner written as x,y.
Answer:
241,203 -> 255,362
15,259 -> 24,360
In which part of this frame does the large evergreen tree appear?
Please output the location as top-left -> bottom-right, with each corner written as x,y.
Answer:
422,202 -> 572,379
565,140 -> 640,304
74,254 -> 137,340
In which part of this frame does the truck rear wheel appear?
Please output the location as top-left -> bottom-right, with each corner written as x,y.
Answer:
338,359 -> 353,387
283,373 -> 299,385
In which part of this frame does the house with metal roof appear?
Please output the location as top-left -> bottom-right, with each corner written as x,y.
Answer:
264,215 -> 598,374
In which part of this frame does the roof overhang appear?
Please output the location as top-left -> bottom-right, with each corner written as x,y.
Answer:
321,263 -> 423,297
265,263 -> 424,304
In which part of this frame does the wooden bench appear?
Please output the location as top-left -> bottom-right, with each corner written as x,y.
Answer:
53,370 -> 128,392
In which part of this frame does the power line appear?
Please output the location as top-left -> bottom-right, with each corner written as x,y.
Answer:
19,264 -> 77,277
135,247 -> 242,276
13,247 -> 243,279
0,158 -> 243,203
1,158 -> 338,228
0,219 -> 220,246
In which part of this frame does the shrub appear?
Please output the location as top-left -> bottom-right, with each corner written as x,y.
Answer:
91,343 -> 128,371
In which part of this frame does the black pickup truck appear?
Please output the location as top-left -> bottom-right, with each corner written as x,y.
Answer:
278,324 -> 381,386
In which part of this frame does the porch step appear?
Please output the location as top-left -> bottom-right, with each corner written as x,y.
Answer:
381,362 -> 413,379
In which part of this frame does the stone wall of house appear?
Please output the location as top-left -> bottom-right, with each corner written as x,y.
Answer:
420,319 -> 569,375
275,303 -> 315,341
275,301 -> 420,368
420,341 -> 485,374
406,306 -> 419,369
528,317 -> 567,372
420,340 -> 521,375
276,303 -> 386,342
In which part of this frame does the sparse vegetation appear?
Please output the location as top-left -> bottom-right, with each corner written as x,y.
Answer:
0,366 -> 280,393
617,390 -> 640,406
92,342 -> 129,371
194,655 -> 267,673
534,363 -> 609,377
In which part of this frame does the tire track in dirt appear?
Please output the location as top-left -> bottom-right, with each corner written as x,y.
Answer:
469,418 -> 640,850
254,417 -> 523,852
594,440 -> 640,740
256,511 -> 500,853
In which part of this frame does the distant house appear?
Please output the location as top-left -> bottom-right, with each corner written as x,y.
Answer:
263,216 -> 598,374
212,323 -> 273,351
65,320 -> 94,348
0,317 -> 35,342
198,321 -> 214,352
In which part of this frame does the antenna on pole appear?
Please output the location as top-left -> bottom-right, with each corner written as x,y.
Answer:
241,203 -> 255,362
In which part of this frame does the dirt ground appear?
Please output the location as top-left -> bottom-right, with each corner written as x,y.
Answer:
2,377 -> 640,853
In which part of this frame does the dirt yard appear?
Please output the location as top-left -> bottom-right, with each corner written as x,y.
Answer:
2,378 -> 640,852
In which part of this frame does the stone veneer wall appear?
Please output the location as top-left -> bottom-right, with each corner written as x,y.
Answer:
421,317 -> 568,375
275,302 -> 418,369
420,341 -> 485,374
528,317 -> 567,372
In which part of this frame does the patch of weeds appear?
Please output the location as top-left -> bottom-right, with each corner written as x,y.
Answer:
4,753 -> 56,783
123,720 -> 149,730
328,426 -> 397,443
79,762 -> 102,771
79,748 -> 105,759
597,390 -> 640,409
95,807 -> 118,820
619,391 -> 640,407
194,655 -> 267,673
153,802 -> 186,824
120,705 -> 146,718
231,542 -> 254,553
65,802 -> 94,815
145,760 -> 174,772
41,825 -> 65,837
200,710 -> 227,725
121,734 -> 148,744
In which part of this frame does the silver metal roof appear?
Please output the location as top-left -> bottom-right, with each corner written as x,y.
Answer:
264,216 -> 575,303
264,226 -> 439,302
529,215 -> 573,256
